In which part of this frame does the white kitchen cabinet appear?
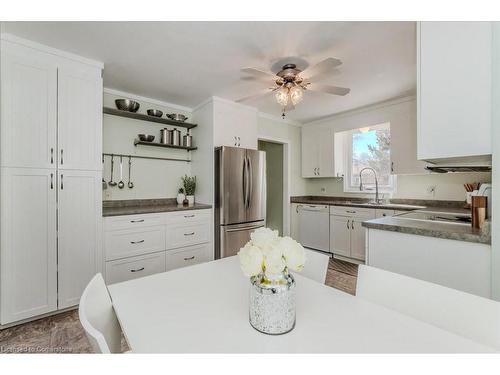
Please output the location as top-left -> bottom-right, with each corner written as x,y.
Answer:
213,98 -> 258,149
57,67 -> 102,171
103,209 -> 213,283
290,203 -> 300,241
329,215 -> 351,257
57,170 -> 102,309
301,126 -> 335,178
0,168 -> 57,324
165,243 -> 211,271
106,252 -> 166,285
366,228 -> 491,298
0,46 -> 57,169
417,22 -> 492,161
329,206 -> 375,261
0,35 -> 104,325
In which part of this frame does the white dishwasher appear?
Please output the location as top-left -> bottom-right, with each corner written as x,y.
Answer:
297,204 -> 330,252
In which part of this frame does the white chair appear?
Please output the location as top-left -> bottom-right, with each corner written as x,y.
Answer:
357,265 -> 500,350
299,248 -> 330,284
79,273 -> 124,353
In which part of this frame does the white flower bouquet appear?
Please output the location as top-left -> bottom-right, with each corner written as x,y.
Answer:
237,227 -> 306,282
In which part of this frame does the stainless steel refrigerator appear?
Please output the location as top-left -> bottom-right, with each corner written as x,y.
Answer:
215,146 -> 266,259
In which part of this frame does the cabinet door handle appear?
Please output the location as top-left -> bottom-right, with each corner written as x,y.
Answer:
130,267 -> 145,273
60,149 -> 64,165
317,167 -> 320,175
351,220 -> 354,230
346,219 -> 350,229
130,239 -> 145,244
184,232 -> 195,236
237,136 -> 241,147
183,256 -> 195,261
50,148 -> 54,164
184,214 -> 195,218
50,173 -> 53,189
130,219 -> 145,223
391,161 -> 394,173
60,174 -> 63,190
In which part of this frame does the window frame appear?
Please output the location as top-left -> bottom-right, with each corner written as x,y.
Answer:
342,122 -> 396,195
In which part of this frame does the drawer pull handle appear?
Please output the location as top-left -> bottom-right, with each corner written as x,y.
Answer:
184,256 -> 195,261
346,210 -> 356,214
184,214 -> 195,218
130,267 -> 145,273
130,240 -> 145,244
184,232 -> 195,236
130,219 -> 145,223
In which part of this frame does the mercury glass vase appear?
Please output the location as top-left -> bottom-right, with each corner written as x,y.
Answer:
249,272 -> 296,335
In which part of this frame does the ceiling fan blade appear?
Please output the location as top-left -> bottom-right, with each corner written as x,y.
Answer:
307,83 -> 350,96
300,57 -> 342,79
235,88 -> 273,103
241,67 -> 276,81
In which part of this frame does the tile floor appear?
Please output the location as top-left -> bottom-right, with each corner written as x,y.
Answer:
0,258 -> 358,354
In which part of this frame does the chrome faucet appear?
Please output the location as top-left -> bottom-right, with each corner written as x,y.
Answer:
359,167 -> 380,204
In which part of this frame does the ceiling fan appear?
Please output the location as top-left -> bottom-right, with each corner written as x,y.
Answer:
237,57 -> 351,118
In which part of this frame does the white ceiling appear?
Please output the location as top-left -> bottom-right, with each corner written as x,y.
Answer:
2,21 -> 416,123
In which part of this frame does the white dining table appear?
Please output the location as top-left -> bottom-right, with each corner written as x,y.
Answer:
108,256 -> 496,353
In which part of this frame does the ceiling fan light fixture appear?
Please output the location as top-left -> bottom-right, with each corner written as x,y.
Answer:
289,85 -> 304,106
275,87 -> 289,106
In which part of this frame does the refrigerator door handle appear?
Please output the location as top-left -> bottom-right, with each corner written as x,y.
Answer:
242,156 -> 247,208
225,224 -> 265,233
247,156 -> 253,209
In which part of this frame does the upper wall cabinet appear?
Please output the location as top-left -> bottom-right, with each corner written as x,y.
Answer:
0,39 -> 103,171
213,98 -> 258,149
58,66 -> 102,170
417,22 -> 492,161
301,126 -> 335,178
1,47 -> 57,169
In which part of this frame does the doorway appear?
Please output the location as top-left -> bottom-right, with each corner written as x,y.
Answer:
258,140 -> 284,235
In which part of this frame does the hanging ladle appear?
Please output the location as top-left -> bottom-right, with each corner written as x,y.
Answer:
127,156 -> 134,189
118,156 -> 125,189
108,154 -> 117,187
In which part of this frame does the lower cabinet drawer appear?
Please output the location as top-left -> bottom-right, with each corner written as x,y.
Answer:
166,221 -> 210,249
105,252 -> 166,284
105,226 -> 166,261
165,243 -> 210,271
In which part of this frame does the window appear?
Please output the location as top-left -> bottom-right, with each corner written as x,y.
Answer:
341,122 -> 395,193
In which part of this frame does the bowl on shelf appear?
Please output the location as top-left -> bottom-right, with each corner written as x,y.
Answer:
166,113 -> 188,122
115,99 -> 140,112
138,134 -> 155,142
147,109 -> 163,117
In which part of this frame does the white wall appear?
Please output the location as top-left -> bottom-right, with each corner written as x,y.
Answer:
102,89 -> 193,200
302,97 -> 492,201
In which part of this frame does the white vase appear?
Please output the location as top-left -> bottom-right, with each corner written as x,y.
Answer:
176,193 -> 185,205
186,195 -> 195,206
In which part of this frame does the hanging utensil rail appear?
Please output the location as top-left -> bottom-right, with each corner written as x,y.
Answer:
102,153 -> 191,163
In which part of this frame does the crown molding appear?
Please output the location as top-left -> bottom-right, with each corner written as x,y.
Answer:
1,33 -> 104,69
304,94 -> 416,126
103,87 -> 193,113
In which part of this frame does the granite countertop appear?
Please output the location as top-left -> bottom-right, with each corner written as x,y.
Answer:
289,196 -> 458,211
103,198 -> 212,217
362,216 -> 491,245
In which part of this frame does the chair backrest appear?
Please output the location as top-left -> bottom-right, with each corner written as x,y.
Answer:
357,265 -> 500,350
300,248 -> 330,284
78,273 -> 123,353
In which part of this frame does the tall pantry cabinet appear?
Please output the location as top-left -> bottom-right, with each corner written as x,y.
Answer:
0,36 -> 103,325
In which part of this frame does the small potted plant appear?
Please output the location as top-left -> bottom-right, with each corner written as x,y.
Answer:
176,187 -> 185,205
182,175 -> 196,206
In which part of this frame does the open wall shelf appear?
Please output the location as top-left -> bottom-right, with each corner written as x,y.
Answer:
103,107 -> 197,129
134,139 -> 197,151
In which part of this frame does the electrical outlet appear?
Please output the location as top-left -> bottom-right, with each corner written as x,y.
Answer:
104,189 -> 112,200
320,187 -> 326,193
